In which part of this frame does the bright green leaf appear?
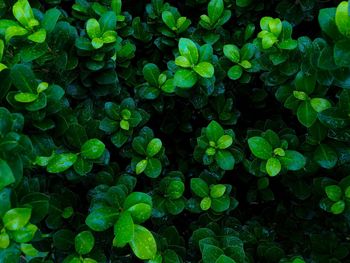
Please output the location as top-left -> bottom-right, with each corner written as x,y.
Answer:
129,225 -> 157,260
3,208 -> 31,231
81,139 -> 105,159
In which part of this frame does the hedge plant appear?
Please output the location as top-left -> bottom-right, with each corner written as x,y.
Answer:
1,0 -> 350,262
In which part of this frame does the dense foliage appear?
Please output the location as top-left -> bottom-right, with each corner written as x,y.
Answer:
1,0 -> 350,262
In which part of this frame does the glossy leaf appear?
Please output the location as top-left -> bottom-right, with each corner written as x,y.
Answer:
129,225 -> 157,260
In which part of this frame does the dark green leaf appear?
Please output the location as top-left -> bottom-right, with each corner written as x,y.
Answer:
279,150 -> 306,171
190,178 -> 209,198
314,144 -> 338,169
0,159 -> 15,191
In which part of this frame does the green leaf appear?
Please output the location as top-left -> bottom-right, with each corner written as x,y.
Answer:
211,195 -> 230,212
318,108 -> 349,129
0,39 -> 4,61
27,29 -> 46,43
279,150 -> 306,171
100,11 -> 117,32
0,159 -> 15,191
261,33 -> 277,49
62,207 -> 74,219
210,184 -> 226,198
167,181 -> 185,199
260,17 -> 272,30
278,39 -> 298,50
14,92 -> 38,103
200,196 -> 212,210
190,178 -> 209,198
268,18 -> 282,36
111,0 -> 122,15
202,244 -> 224,263
47,153 -> 77,173
12,0 -> 35,27
111,131 -> 129,148
143,63 -> 160,87
3,208 -> 31,231
146,138 -> 162,157
215,255 -> 237,263
0,189 -> 11,218
177,17 -> 191,33
295,71 -> 316,94
113,211 -> 134,247
310,98 -> 331,113
178,38 -> 198,65
120,119 -> 129,130
331,200 -> 345,214
206,120 -> 224,142
162,11 -> 176,29
21,243 -> 44,258
293,91 -> 308,101
11,223 -> 37,243
73,157 -> 93,176
240,60 -> 251,69
85,207 -> 119,232
5,25 -> 28,42
0,232 -> 10,249
217,135 -> 233,149
83,259 -> 98,263
325,185 -> 342,202
124,192 -> 152,210
297,101 -> 317,128
223,44 -> 240,63
319,7 -> 342,40
136,159 -> 148,175
314,144 -> 338,169
335,1 -> 350,38
75,37 -> 93,50
241,43 -> 255,60
53,229 -> 74,251
175,56 -> 192,68
208,0 -> 224,23
227,65 -> 243,80
102,31 -> 117,43
10,64 -> 37,92
193,62 -> 214,78
75,231 -> 95,255
42,8 -> 61,32
81,139 -> 105,159
266,157 -> 281,177
37,82 -> 49,93
144,158 -> 162,178
130,225 -> 157,260
248,136 -> 273,160
334,39 -> 350,67
91,37 -> 104,49
174,69 -> 198,88
216,150 -> 235,170
86,18 -> 101,39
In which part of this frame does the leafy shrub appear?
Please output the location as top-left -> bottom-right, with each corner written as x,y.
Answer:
1,0 -> 350,262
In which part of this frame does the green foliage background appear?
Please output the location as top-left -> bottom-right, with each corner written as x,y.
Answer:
0,0 -> 350,262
